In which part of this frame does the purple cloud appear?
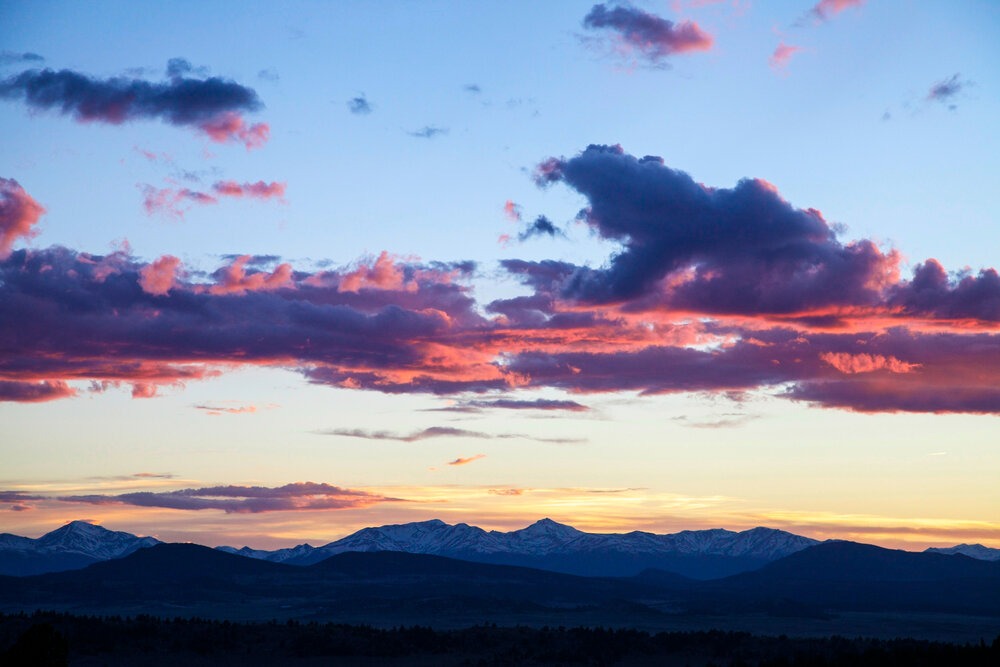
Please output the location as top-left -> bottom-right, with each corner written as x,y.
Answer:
0,63 -> 269,148
59,482 -> 400,513
582,3 -> 713,65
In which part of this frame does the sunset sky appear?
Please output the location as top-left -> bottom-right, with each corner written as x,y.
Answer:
1,1 -> 998,551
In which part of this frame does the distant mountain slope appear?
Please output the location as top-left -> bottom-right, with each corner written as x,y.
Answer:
703,541 -> 1000,615
925,543 -> 1000,561
0,544 -> 679,618
0,521 -> 159,576
3,541 -> 997,625
219,518 -> 820,578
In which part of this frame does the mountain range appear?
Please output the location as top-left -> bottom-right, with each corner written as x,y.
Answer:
2,518 -> 998,579
1,539 -> 998,631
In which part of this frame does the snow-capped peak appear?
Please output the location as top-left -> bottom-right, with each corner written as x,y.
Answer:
35,521 -> 160,559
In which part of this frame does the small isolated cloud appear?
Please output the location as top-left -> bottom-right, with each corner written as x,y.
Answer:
805,0 -> 864,23
59,482 -> 399,513
582,2 -> 713,66
0,51 -> 44,66
0,62 -> 269,148
769,42 -> 803,72
489,488 -> 525,496
926,73 -> 970,108
408,125 -> 448,139
673,413 -> 759,429
519,215 -> 564,242
0,177 -> 45,258
212,180 -> 286,201
447,453 -> 486,466
503,200 -> 523,223
347,94 -> 372,115
257,68 -> 279,82
132,472 -> 176,479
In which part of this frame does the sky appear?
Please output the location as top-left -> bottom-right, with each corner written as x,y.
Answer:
1,0 -> 998,551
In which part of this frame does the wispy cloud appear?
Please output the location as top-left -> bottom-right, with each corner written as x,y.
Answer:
193,403 -> 261,416
926,73 -> 972,109
140,179 -> 285,218
408,125 -> 447,139
808,0 -> 864,22
0,51 -> 44,66
322,426 -> 582,444
431,398 -> 589,413
447,454 -> 486,466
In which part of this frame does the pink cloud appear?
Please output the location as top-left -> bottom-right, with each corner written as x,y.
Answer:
140,184 -> 218,219
0,380 -> 75,403
0,178 -> 45,258
131,382 -> 160,399
211,180 -> 286,200
3,148 -> 1000,418
208,255 -> 293,295
820,352 -> 920,375
339,251 -> 413,293
769,43 -> 803,71
503,200 -> 522,222
583,3 -> 713,65
808,0 -> 864,22
448,454 -> 487,466
196,112 -> 270,150
142,180 -> 284,218
139,254 -> 181,295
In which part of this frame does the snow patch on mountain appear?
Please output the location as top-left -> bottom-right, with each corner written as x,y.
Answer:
925,543 -> 1000,561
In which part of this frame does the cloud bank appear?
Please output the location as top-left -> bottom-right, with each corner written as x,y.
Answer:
3,145 -> 999,414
